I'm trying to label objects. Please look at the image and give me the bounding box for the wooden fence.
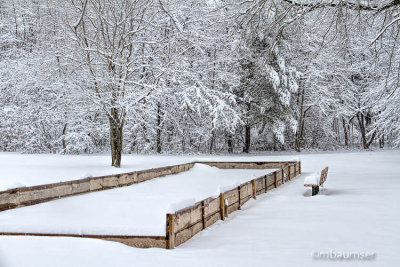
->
[0,161,301,212]
[0,160,301,249]
[0,163,195,212]
[166,161,301,249]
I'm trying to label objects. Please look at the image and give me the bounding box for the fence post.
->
[201,200,206,229]
[282,168,284,184]
[251,179,256,199]
[274,172,277,188]
[264,175,267,193]
[299,161,302,174]
[292,165,295,179]
[238,186,241,210]
[166,214,175,249]
[219,193,225,220]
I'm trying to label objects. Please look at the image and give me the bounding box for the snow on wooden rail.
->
[0,161,301,249]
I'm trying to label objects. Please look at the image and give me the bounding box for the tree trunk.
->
[243,125,251,153]
[62,123,68,153]
[295,119,304,152]
[295,85,306,152]
[209,129,215,154]
[209,118,215,154]
[379,135,385,148]
[357,112,367,149]
[109,118,123,168]
[156,102,162,153]
[227,133,233,153]
[243,102,251,154]
[335,118,341,143]
[209,47,217,154]
[356,112,376,149]
[342,117,349,146]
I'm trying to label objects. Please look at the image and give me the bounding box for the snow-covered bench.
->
[304,167,328,196]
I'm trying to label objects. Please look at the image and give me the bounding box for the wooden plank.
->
[219,193,225,220]
[201,200,206,229]
[242,182,252,196]
[174,221,203,247]
[227,202,240,214]
[190,202,203,225]
[205,212,221,228]
[238,186,241,210]
[266,174,274,187]
[292,164,295,178]
[264,175,267,192]
[174,208,191,232]
[166,214,175,249]
[204,197,220,217]
[198,161,299,170]
[255,177,265,193]
[319,167,329,185]
[251,180,256,199]
[224,188,239,206]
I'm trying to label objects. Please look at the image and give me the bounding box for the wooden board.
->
[319,167,329,185]
[224,188,239,206]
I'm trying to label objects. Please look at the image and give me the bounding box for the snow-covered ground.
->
[0,151,298,191]
[0,164,275,236]
[0,153,193,191]
[0,150,399,267]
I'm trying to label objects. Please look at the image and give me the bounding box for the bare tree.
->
[62,0,168,166]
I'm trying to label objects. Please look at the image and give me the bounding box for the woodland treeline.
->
[1,0,399,166]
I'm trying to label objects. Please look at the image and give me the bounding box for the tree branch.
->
[73,0,88,31]
[282,0,400,11]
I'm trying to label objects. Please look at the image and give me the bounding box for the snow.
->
[0,152,295,191]
[304,172,320,185]
[0,150,399,267]
[0,164,275,236]
[266,64,280,90]
[0,153,192,191]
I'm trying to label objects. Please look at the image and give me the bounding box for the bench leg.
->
[312,186,319,196]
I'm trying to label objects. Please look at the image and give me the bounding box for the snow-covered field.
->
[0,164,275,236]
[0,150,399,267]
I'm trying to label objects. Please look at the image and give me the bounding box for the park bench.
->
[304,167,328,196]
